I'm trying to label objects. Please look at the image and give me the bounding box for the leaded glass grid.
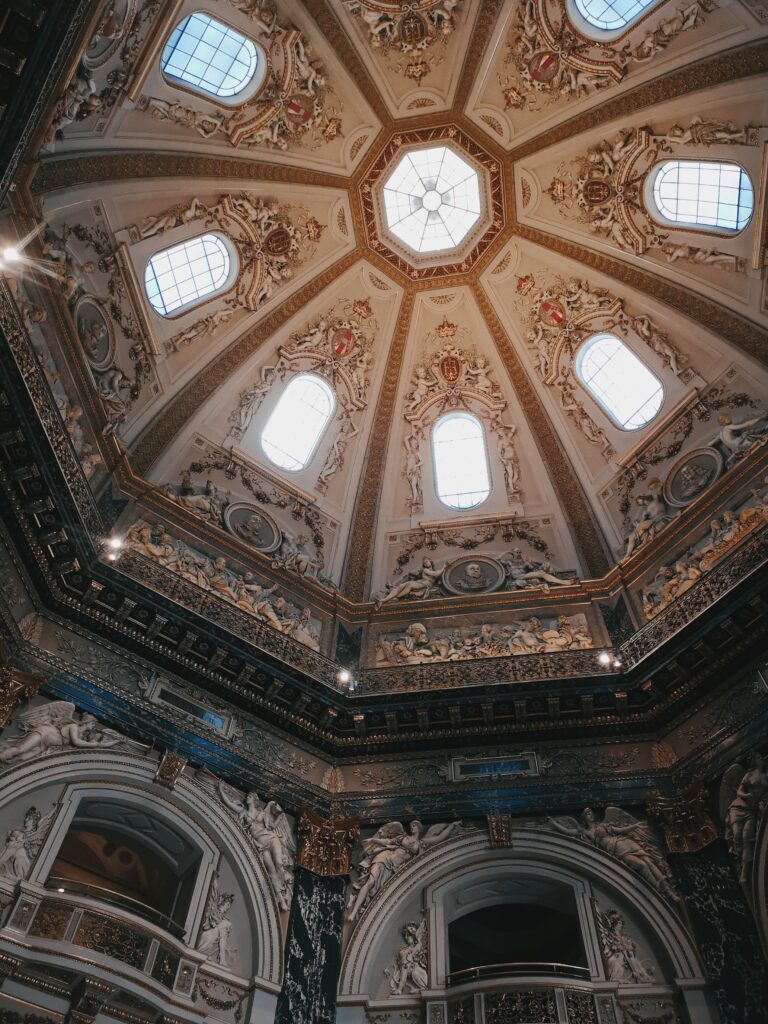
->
[144,233,232,316]
[573,0,657,31]
[382,146,481,254]
[576,334,663,430]
[652,160,753,232]
[161,13,259,99]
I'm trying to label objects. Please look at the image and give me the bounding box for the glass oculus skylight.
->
[382,146,481,254]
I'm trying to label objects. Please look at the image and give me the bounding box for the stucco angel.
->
[596,907,654,984]
[0,701,134,765]
[0,805,56,880]
[196,873,235,965]
[544,807,676,900]
[385,917,428,994]
[347,819,467,920]
[218,782,296,909]
[720,753,768,883]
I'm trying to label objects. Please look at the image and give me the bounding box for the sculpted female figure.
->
[218,784,295,909]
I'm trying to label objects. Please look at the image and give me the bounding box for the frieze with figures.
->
[500,0,718,117]
[641,480,768,620]
[375,612,592,667]
[402,318,522,515]
[137,8,343,151]
[344,0,463,85]
[547,119,757,259]
[123,522,322,650]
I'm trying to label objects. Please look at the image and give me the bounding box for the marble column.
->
[274,809,359,1024]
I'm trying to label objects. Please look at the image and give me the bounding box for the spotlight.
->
[2,246,20,263]
[613,657,623,668]
[337,668,351,685]
[108,536,123,550]
[598,652,612,665]
[57,887,65,893]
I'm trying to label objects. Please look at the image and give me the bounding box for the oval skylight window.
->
[575,334,664,430]
[432,412,491,510]
[144,233,233,316]
[161,13,264,102]
[382,146,481,254]
[260,374,335,471]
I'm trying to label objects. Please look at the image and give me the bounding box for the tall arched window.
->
[575,334,663,430]
[145,233,233,316]
[261,374,335,471]
[572,0,657,31]
[432,412,491,510]
[651,161,754,232]
[161,13,264,102]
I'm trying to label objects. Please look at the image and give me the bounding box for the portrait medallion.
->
[442,555,506,596]
[224,502,282,553]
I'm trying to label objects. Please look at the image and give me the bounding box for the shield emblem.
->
[331,327,354,357]
[264,227,292,255]
[285,94,313,124]
[400,12,427,45]
[538,300,566,327]
[529,51,559,84]
[584,179,612,205]
[439,355,461,383]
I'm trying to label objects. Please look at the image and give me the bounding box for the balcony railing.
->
[447,962,592,986]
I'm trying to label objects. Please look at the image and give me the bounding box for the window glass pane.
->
[261,374,335,471]
[382,146,481,254]
[652,161,753,231]
[145,233,231,316]
[432,412,491,510]
[161,13,259,99]
[575,334,663,429]
[573,0,657,30]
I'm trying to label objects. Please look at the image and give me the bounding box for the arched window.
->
[651,160,754,232]
[145,233,233,316]
[261,374,335,471]
[432,412,491,510]
[161,12,264,102]
[572,0,657,31]
[575,334,663,430]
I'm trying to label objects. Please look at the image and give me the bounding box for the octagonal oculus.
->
[382,146,481,255]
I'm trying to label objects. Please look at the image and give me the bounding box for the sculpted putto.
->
[347,820,470,920]
[218,781,296,910]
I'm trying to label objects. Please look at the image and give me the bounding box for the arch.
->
[649,160,754,233]
[431,411,491,510]
[144,232,235,316]
[339,830,705,999]
[569,0,659,34]
[260,373,335,471]
[161,12,266,103]
[0,750,283,987]
[574,333,664,430]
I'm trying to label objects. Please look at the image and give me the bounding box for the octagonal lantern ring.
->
[361,125,504,280]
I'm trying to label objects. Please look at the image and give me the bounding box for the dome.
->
[1,0,767,774]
